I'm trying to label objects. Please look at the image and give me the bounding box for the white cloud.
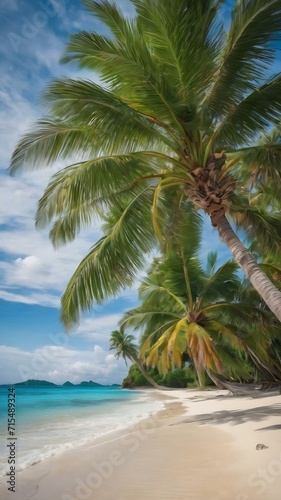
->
[0,86,39,169]
[58,6,101,33]
[0,173,48,224]
[72,311,143,348]
[0,344,128,385]
[16,254,42,270]
[74,314,124,341]
[0,14,108,310]
[0,290,60,307]
[56,0,134,33]
[0,170,102,306]
[0,228,98,289]
[0,30,101,170]
[0,233,100,303]
[32,33,65,73]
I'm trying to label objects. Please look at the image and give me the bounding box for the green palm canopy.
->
[119,242,281,386]
[9,0,281,326]
[109,329,163,388]
[109,330,139,366]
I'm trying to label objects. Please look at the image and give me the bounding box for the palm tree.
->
[9,0,281,326]
[109,330,163,389]
[120,249,281,387]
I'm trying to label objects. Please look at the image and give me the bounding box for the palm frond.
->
[187,322,223,375]
[170,201,203,257]
[82,0,132,42]
[214,74,281,148]
[259,262,281,289]
[230,200,281,259]
[138,281,186,312]
[213,346,252,381]
[120,307,182,332]
[204,0,281,117]
[109,330,138,364]
[198,259,240,307]
[35,152,164,232]
[205,301,273,326]
[142,324,174,369]
[227,129,281,189]
[9,79,177,176]
[61,187,155,328]
[64,1,185,129]
[206,250,218,275]
[132,0,223,106]
[9,120,93,174]
[41,78,176,149]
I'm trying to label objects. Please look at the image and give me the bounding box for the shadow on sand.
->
[170,388,281,428]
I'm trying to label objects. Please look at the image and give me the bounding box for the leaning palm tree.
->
[9,0,281,325]
[109,330,163,389]
[120,250,281,387]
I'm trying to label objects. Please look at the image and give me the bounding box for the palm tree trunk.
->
[247,348,279,381]
[133,359,167,390]
[211,212,281,323]
[206,368,245,394]
[205,368,230,390]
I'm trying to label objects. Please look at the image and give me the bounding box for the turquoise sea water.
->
[0,385,163,476]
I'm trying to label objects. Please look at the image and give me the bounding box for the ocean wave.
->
[0,391,165,478]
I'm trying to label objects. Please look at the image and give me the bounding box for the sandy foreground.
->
[1,388,281,500]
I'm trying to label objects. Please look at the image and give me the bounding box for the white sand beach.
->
[1,388,280,500]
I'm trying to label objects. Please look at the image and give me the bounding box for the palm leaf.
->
[66,1,184,129]
[198,259,240,307]
[132,0,223,106]
[35,152,165,233]
[205,301,273,326]
[214,74,281,148]
[138,281,186,312]
[229,201,281,259]
[187,322,223,374]
[213,346,252,381]
[204,0,281,117]
[41,78,176,149]
[9,120,93,174]
[61,187,155,328]
[120,308,182,332]
[167,318,188,367]
[227,130,281,190]
[9,79,176,176]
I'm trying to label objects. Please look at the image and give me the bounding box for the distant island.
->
[1,379,120,388]
[14,379,57,387]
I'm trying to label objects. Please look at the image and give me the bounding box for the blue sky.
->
[0,0,233,385]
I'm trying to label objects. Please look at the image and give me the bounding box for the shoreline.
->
[1,388,280,499]
[0,387,165,481]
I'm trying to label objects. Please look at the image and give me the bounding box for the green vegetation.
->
[9,0,281,326]
[119,241,281,387]
[118,215,281,389]
[122,365,197,389]
[109,330,163,388]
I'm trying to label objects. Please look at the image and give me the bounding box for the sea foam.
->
[0,387,164,477]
